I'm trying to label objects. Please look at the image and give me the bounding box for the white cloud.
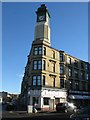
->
[16,73,24,79]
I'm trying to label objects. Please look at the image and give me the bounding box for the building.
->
[20,4,90,111]
[0,91,19,104]
[59,51,90,106]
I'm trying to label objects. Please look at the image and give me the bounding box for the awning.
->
[68,95,90,99]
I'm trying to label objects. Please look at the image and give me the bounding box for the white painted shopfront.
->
[28,88,67,111]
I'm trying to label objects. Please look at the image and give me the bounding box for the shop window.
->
[55,98,60,105]
[33,97,39,105]
[43,97,50,105]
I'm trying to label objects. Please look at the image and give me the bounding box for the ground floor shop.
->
[27,88,67,111]
[68,90,90,107]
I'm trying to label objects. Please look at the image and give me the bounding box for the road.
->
[1,111,71,120]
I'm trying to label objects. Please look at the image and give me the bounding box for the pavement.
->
[1,110,71,120]
[1,110,57,118]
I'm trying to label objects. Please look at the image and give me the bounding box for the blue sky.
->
[2,2,88,94]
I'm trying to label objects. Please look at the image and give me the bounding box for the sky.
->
[2,2,88,94]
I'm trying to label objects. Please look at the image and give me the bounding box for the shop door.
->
[49,99,54,110]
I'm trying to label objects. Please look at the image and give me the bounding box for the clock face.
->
[38,15,45,21]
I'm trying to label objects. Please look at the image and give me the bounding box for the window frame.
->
[34,47,38,55]
[60,65,64,74]
[68,68,72,77]
[38,46,42,55]
[38,60,42,70]
[43,97,50,105]
[60,53,63,62]
[32,76,37,86]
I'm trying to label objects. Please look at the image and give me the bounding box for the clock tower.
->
[34,4,50,45]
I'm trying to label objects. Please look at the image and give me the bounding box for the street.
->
[1,111,71,120]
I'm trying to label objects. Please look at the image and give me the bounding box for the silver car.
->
[56,102,77,113]
[64,102,77,113]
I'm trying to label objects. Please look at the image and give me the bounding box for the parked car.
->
[56,102,77,113]
[70,106,90,120]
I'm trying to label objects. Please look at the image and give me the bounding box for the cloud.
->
[16,73,24,79]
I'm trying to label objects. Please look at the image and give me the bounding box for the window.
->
[33,60,46,70]
[86,73,88,80]
[81,62,84,69]
[43,97,49,105]
[67,57,71,64]
[42,60,46,70]
[82,82,86,91]
[52,51,55,59]
[60,65,64,74]
[75,81,79,90]
[33,61,37,70]
[85,64,89,71]
[60,53,63,61]
[38,60,42,70]
[74,60,78,67]
[81,71,85,79]
[37,76,41,85]
[32,76,37,86]
[69,80,73,90]
[53,78,55,87]
[55,98,60,105]
[34,46,42,55]
[32,75,41,86]
[52,63,55,72]
[60,79,64,88]
[33,97,39,105]
[42,76,45,86]
[38,47,42,55]
[34,47,38,55]
[74,69,78,78]
[68,68,72,77]
[43,47,46,55]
